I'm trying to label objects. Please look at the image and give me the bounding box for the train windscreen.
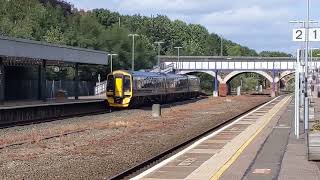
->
[107,75,114,92]
[124,76,131,93]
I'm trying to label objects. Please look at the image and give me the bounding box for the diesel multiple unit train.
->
[106,70,201,108]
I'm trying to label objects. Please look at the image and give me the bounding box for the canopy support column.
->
[74,63,79,100]
[40,60,47,102]
[0,58,5,104]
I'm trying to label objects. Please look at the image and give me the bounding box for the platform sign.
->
[293,28,306,41]
[293,28,320,41]
[309,28,320,41]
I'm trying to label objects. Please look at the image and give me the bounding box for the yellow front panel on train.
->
[115,78,123,97]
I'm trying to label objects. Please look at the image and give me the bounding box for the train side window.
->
[124,76,131,92]
[107,75,114,92]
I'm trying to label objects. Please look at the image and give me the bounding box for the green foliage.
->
[259,51,292,57]
[0,0,289,83]
[285,78,295,92]
[312,49,320,57]
[192,73,214,94]
[229,73,265,92]
[43,26,66,44]
[0,0,46,39]
[311,120,320,132]
[227,45,243,56]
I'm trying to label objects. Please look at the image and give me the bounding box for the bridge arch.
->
[178,70,223,83]
[222,71,274,84]
[280,70,295,80]
[279,71,295,89]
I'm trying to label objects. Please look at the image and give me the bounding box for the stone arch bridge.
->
[159,56,320,97]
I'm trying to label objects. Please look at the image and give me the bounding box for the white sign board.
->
[292,28,306,41]
[309,28,320,41]
[293,28,320,41]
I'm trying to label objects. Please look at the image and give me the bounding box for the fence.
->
[5,80,95,100]
[94,80,107,95]
[46,80,95,98]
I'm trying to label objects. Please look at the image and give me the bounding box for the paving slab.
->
[138,96,291,180]
[221,99,320,180]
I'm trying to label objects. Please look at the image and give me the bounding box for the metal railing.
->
[94,81,107,95]
[150,63,175,73]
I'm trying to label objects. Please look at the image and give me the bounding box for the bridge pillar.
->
[219,83,228,97]
[271,70,276,97]
[213,70,218,97]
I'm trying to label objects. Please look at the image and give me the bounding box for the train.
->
[106,70,201,108]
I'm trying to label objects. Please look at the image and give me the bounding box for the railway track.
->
[109,96,285,180]
[0,100,109,128]
[0,96,209,128]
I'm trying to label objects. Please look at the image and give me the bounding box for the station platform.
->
[133,96,320,180]
[0,97,107,126]
[0,97,105,110]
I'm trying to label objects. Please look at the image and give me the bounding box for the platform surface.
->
[221,99,320,180]
[135,95,320,180]
[132,96,293,180]
[0,97,105,110]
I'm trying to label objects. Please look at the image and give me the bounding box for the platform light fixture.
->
[174,46,182,70]
[220,34,223,57]
[155,41,164,71]
[108,53,118,72]
[128,34,139,71]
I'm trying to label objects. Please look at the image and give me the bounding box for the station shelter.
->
[0,35,108,104]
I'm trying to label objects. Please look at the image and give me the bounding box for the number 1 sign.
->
[292,28,320,41]
[309,28,320,41]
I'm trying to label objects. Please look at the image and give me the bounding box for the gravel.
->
[0,95,271,180]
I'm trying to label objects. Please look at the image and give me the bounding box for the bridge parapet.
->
[160,56,320,71]
[157,56,312,97]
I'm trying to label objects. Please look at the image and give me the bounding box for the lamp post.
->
[289,16,319,132]
[128,34,139,71]
[155,41,164,71]
[174,47,182,71]
[304,0,310,131]
[220,35,223,57]
[108,54,118,72]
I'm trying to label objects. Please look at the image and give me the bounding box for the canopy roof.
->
[0,35,108,65]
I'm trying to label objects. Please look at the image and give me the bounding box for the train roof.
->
[131,71,190,78]
[131,71,164,77]
[112,70,199,80]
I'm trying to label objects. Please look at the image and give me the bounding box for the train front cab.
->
[106,71,133,108]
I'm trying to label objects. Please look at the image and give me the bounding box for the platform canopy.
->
[0,35,108,65]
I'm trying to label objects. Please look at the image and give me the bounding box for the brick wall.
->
[219,83,228,97]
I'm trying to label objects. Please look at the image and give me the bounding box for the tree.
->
[43,26,66,44]
[259,51,292,57]
[0,0,290,85]
[0,0,45,39]
[227,45,243,56]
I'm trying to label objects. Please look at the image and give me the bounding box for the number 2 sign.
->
[293,29,306,41]
[292,28,320,41]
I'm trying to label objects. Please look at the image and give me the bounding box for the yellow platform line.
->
[210,96,292,180]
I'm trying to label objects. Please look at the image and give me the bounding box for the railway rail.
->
[109,96,284,180]
[0,100,108,128]
[0,95,210,128]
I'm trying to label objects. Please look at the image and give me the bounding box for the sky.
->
[67,0,320,54]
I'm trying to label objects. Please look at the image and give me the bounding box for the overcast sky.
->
[67,0,320,54]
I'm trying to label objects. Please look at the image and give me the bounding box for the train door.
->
[114,75,123,98]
